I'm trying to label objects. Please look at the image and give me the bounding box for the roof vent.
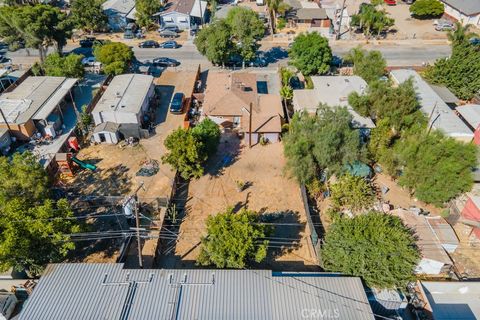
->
[121,105,126,108]
[116,92,122,97]
[110,105,115,108]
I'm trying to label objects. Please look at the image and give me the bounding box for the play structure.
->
[55,152,96,177]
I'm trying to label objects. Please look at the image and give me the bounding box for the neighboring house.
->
[102,0,136,31]
[456,104,480,145]
[91,74,155,144]
[460,193,480,241]
[419,281,480,319]
[0,69,27,94]
[442,0,480,26]
[390,69,474,142]
[285,0,331,35]
[391,209,458,276]
[154,0,207,30]
[203,72,284,144]
[0,76,78,140]
[0,128,11,154]
[0,292,17,320]
[292,76,375,130]
[19,263,375,320]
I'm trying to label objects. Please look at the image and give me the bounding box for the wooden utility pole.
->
[249,102,253,148]
[0,108,12,132]
[427,102,438,136]
[129,182,145,269]
[336,0,347,40]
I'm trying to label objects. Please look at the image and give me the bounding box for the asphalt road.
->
[6,40,452,70]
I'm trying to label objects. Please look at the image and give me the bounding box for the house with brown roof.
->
[154,0,207,30]
[202,72,284,145]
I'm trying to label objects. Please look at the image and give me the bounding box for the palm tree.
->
[266,0,288,34]
[447,22,475,45]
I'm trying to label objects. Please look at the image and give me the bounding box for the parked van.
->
[256,0,265,6]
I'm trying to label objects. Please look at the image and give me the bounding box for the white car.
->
[81,56,96,66]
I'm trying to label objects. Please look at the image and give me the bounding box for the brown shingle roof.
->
[203,72,283,133]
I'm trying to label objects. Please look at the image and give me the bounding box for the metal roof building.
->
[456,104,480,130]
[19,263,375,320]
[390,69,473,142]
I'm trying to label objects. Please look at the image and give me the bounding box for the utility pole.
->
[249,102,253,148]
[336,0,347,40]
[128,182,145,269]
[427,102,438,136]
[0,108,12,132]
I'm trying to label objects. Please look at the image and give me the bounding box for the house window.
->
[163,17,174,22]
[233,116,241,126]
[178,17,188,23]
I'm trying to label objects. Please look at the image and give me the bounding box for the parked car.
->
[226,54,243,67]
[170,92,185,113]
[159,30,179,38]
[80,37,96,48]
[330,55,343,67]
[124,30,135,39]
[152,57,180,67]
[159,25,180,33]
[0,56,11,64]
[435,21,454,31]
[384,0,396,5]
[81,56,96,66]
[470,37,480,45]
[139,40,159,48]
[249,55,267,67]
[159,41,178,49]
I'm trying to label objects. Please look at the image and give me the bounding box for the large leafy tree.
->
[70,0,108,33]
[409,0,444,18]
[330,174,375,213]
[284,105,362,184]
[197,208,270,268]
[225,7,265,63]
[344,47,386,84]
[38,53,84,78]
[396,132,477,206]
[195,20,234,66]
[350,4,394,37]
[321,212,420,289]
[288,32,332,76]
[0,153,79,276]
[135,0,162,29]
[162,119,220,179]
[93,42,134,75]
[0,5,72,61]
[424,29,480,100]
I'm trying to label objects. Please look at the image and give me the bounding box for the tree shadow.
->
[263,46,289,64]
[204,132,242,177]
[68,164,132,197]
[153,85,175,126]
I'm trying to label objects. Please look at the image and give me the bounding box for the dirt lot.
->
[164,134,318,270]
[383,2,448,40]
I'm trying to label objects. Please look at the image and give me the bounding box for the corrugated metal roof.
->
[442,0,480,15]
[456,104,480,129]
[390,70,473,140]
[92,74,153,115]
[33,78,77,120]
[19,263,375,320]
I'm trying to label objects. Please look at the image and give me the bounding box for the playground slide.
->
[71,157,97,171]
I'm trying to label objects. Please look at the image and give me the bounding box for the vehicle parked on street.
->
[139,40,160,48]
[159,41,178,49]
[80,37,96,48]
[435,21,454,31]
[470,37,480,45]
[170,92,185,113]
[152,57,180,67]
[159,26,180,33]
[384,0,396,5]
[159,30,179,38]
[81,56,96,66]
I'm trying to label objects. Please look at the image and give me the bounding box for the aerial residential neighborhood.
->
[1,0,480,319]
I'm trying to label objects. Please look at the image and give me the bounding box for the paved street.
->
[6,39,452,70]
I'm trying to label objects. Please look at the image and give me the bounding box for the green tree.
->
[162,128,207,179]
[225,7,265,63]
[0,5,73,61]
[135,0,162,29]
[321,211,420,289]
[284,106,362,184]
[424,41,480,100]
[396,132,477,205]
[94,42,134,75]
[0,153,79,275]
[78,105,93,133]
[192,118,221,157]
[447,22,476,46]
[266,0,289,33]
[41,53,84,78]
[288,32,332,76]
[409,0,444,18]
[194,20,234,66]
[344,47,386,83]
[350,4,394,37]
[70,0,108,33]
[197,208,270,268]
[330,174,375,213]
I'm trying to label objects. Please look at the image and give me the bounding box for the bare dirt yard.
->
[383,2,448,40]
[162,133,319,270]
